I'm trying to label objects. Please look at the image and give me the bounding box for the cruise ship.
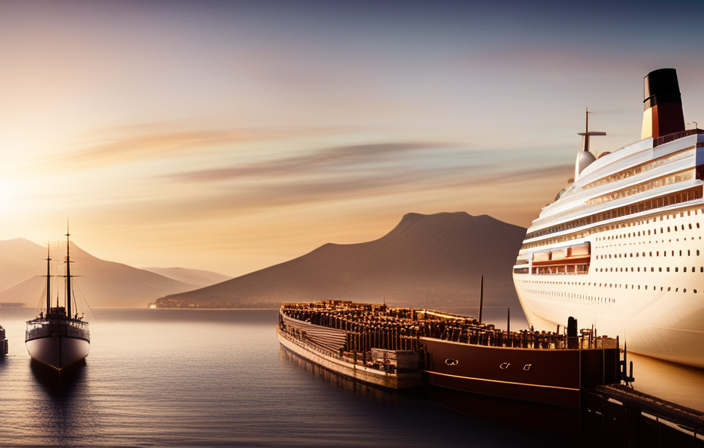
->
[513,68,704,368]
[25,230,90,370]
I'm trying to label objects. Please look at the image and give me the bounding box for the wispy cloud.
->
[168,142,450,182]
[39,124,345,171]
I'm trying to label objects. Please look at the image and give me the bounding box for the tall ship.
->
[513,68,704,368]
[25,230,90,370]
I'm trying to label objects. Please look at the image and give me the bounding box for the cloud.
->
[40,124,342,171]
[167,142,450,182]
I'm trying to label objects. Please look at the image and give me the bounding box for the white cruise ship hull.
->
[26,335,89,370]
[513,69,704,368]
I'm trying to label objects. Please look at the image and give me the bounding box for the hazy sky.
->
[2,0,703,276]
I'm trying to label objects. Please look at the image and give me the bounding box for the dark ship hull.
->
[422,336,619,409]
[0,325,7,356]
[26,320,89,370]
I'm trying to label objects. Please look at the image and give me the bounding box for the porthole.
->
[684,289,687,293]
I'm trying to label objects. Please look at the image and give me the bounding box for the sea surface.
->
[0,308,702,447]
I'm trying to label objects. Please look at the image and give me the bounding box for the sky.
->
[1,0,704,277]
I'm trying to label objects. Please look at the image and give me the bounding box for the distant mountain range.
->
[141,267,231,287]
[155,212,527,310]
[0,239,228,308]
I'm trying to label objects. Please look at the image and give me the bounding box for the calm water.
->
[0,308,702,447]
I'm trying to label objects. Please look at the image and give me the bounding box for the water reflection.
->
[28,359,100,444]
[279,346,574,446]
[30,359,87,397]
[280,346,704,448]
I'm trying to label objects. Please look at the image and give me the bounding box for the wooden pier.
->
[583,384,704,447]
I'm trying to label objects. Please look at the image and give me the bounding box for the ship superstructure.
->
[25,229,90,370]
[513,68,704,368]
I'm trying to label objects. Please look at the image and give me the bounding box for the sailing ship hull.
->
[26,335,89,370]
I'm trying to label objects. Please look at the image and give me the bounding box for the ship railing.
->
[279,325,413,374]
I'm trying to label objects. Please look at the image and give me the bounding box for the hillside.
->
[0,241,198,308]
[156,212,527,310]
[0,238,49,291]
[141,267,231,287]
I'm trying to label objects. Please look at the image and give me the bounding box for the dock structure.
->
[584,385,704,447]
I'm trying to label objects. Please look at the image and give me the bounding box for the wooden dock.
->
[583,384,704,447]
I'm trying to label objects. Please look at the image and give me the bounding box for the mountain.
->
[0,238,49,291]
[155,212,527,310]
[141,267,231,288]
[0,241,198,308]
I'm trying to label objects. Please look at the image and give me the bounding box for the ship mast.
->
[46,244,51,314]
[578,108,606,153]
[66,223,73,318]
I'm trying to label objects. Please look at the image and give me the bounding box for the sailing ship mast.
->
[45,244,51,314]
[66,224,73,319]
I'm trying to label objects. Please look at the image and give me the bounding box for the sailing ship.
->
[25,229,90,370]
[513,68,704,367]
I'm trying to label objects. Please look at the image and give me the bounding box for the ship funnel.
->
[641,68,685,140]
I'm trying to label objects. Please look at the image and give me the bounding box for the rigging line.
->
[72,281,96,321]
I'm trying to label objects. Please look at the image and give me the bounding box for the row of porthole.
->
[597,249,701,259]
[598,221,702,241]
[597,266,704,273]
[596,235,703,251]
[582,283,694,293]
[522,203,704,252]
[526,289,615,304]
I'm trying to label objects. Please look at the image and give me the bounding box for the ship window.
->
[695,289,698,293]
[650,252,652,257]
[698,223,701,229]
[680,250,683,256]
[667,267,670,272]
[688,250,691,256]
[698,250,701,256]
[668,227,671,232]
[676,288,679,292]
[682,225,685,230]
[651,267,654,272]
[684,267,686,272]
[659,268,662,272]
[668,287,671,291]
[690,224,693,229]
